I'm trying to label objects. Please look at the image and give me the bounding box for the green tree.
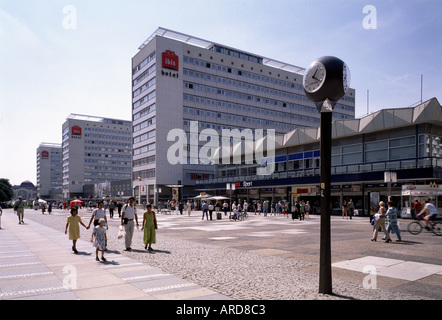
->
[0,178,14,202]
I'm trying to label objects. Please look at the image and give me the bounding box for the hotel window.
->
[133,142,156,156]
[133,51,156,75]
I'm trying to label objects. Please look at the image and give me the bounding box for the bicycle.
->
[407,217,442,236]
[229,212,239,221]
[229,211,248,221]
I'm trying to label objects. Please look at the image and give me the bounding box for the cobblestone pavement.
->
[5,208,442,300]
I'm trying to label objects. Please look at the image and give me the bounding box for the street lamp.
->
[226,183,235,216]
[303,56,351,294]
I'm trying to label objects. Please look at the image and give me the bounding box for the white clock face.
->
[343,63,351,93]
[303,61,326,93]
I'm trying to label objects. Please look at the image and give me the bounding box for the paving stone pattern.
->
[2,208,442,300]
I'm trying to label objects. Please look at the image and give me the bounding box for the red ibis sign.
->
[162,50,179,71]
[71,125,82,137]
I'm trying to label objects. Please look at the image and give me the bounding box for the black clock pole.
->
[303,56,350,295]
[319,108,333,294]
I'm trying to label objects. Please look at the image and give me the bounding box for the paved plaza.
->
[1,207,442,300]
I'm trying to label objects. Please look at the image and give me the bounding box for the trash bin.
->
[217,212,222,220]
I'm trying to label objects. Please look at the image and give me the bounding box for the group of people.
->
[65,197,157,261]
[86,199,126,219]
[197,199,317,221]
[291,200,314,220]
[371,199,438,242]
[160,199,297,219]
[159,200,196,216]
[341,199,356,219]
[371,200,401,242]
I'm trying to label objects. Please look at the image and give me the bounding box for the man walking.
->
[14,196,25,224]
[121,197,139,251]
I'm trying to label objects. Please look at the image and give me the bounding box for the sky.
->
[0,0,441,186]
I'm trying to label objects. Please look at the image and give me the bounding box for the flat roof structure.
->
[139,27,306,74]
[211,97,442,162]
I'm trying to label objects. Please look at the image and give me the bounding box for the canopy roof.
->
[214,97,442,161]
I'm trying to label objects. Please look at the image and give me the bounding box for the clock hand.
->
[312,69,318,80]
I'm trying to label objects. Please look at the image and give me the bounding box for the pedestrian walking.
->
[92,219,107,261]
[300,201,305,220]
[371,201,391,242]
[215,201,221,216]
[87,201,108,230]
[412,200,420,220]
[65,207,87,254]
[347,199,354,219]
[305,201,311,220]
[121,197,139,251]
[175,201,180,215]
[223,201,229,216]
[342,200,348,219]
[0,204,3,229]
[186,200,192,216]
[385,201,401,242]
[208,202,214,220]
[14,196,25,224]
[231,201,237,219]
[142,204,157,251]
[202,201,209,220]
[109,200,115,218]
[263,200,269,217]
[291,202,298,220]
[232,202,239,220]
[48,202,52,215]
[276,201,282,215]
[117,201,123,217]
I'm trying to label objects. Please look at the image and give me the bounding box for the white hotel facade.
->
[62,114,132,199]
[131,27,356,203]
[36,142,62,199]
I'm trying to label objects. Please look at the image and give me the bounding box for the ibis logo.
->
[71,126,82,139]
[162,50,179,71]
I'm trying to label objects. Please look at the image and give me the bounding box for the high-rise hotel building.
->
[62,114,132,199]
[36,142,62,199]
[131,27,356,203]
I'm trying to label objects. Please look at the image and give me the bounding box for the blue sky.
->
[1,0,441,186]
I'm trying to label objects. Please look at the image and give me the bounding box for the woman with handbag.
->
[371,201,391,242]
[142,204,157,251]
